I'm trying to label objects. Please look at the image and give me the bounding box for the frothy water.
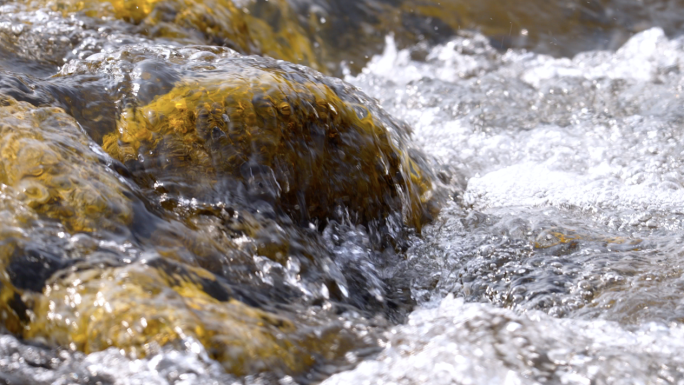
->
[320,28,684,383]
[2,1,684,382]
[324,295,684,384]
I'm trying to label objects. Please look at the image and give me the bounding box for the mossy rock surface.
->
[28,0,323,71]
[62,45,436,231]
[0,95,381,377]
[28,260,360,376]
[0,46,435,374]
[0,7,441,378]
[0,95,132,232]
[0,95,132,335]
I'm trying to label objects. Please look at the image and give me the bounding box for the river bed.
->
[326,27,684,384]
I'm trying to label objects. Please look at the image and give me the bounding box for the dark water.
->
[0,1,684,384]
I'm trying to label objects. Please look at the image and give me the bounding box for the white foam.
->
[348,28,684,228]
[337,27,684,384]
[323,296,684,385]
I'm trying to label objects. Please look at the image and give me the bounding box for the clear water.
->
[2,1,684,383]
[322,28,684,384]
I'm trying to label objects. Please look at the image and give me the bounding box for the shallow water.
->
[1,0,684,384]
[325,27,684,384]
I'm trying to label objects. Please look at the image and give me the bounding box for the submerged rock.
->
[25,0,323,71]
[0,95,132,334]
[0,41,439,378]
[0,95,132,233]
[28,260,375,377]
[70,46,436,230]
[0,95,384,377]
[74,44,440,316]
[0,2,443,380]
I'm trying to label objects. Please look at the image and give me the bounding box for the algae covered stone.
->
[0,94,398,377]
[0,95,132,232]
[59,44,439,316]
[0,95,133,333]
[0,23,440,378]
[79,46,437,231]
[29,0,323,71]
[27,260,370,376]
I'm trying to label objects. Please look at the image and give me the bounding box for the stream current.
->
[0,1,684,384]
[325,28,684,384]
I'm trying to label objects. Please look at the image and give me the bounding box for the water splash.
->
[331,27,684,383]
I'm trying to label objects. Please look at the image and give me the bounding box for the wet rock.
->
[0,2,444,380]
[0,95,135,336]
[0,96,132,232]
[74,45,439,318]
[0,65,418,377]
[26,0,323,71]
[60,45,437,232]
[29,261,341,377]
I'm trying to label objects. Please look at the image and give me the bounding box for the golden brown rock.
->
[0,95,132,336]
[0,10,441,377]
[0,95,132,232]
[98,53,435,231]
[27,262,313,376]
[0,94,383,376]
[34,0,323,71]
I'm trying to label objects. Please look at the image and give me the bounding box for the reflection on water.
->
[0,0,684,384]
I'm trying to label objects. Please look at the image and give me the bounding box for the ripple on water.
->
[335,27,684,383]
[2,0,684,382]
[323,295,684,385]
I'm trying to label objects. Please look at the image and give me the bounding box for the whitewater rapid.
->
[2,22,684,384]
[323,28,684,384]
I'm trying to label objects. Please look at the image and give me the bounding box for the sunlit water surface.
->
[1,1,684,384]
[324,28,684,384]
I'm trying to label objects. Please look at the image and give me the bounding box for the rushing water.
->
[1,0,684,384]
[324,28,684,383]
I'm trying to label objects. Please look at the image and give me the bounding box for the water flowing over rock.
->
[329,26,684,384]
[1,0,684,383]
